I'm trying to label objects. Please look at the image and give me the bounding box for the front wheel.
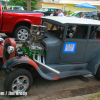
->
[4,68,33,96]
[13,26,30,41]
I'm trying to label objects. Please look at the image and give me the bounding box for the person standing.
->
[50,12,54,16]
[58,9,64,16]
[53,10,59,16]
[50,10,59,30]
[94,12,100,20]
[4,4,7,10]
[81,13,86,18]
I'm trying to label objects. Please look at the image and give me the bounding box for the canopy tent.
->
[73,2,98,9]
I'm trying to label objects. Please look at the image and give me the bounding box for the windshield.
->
[44,8,49,11]
[70,12,82,17]
[12,7,24,10]
[40,8,46,11]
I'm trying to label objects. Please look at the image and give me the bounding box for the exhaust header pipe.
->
[33,55,60,75]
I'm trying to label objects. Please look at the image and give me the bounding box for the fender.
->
[2,56,58,80]
[2,56,38,70]
[10,19,34,33]
[88,53,100,75]
[2,38,16,63]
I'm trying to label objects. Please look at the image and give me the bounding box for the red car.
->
[0,3,43,40]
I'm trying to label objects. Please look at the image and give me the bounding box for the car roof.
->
[46,7,60,9]
[74,11,91,13]
[41,16,100,25]
[11,6,22,7]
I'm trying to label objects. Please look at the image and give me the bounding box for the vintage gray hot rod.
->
[2,16,100,95]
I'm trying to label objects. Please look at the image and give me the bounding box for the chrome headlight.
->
[7,46,15,54]
[0,38,4,42]
[30,25,39,33]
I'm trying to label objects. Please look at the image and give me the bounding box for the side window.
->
[51,9,54,12]
[85,12,90,18]
[66,24,88,39]
[76,12,82,17]
[42,21,64,39]
[48,9,51,12]
[89,25,100,39]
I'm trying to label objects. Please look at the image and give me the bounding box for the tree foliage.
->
[1,1,6,5]
[8,0,38,11]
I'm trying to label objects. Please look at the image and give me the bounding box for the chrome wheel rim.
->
[12,76,29,92]
[17,29,28,40]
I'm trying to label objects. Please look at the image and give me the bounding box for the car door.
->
[59,24,89,64]
[83,25,100,63]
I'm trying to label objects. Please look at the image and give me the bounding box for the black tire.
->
[94,65,100,80]
[13,26,30,41]
[4,68,33,96]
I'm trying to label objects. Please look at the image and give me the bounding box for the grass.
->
[96,93,100,97]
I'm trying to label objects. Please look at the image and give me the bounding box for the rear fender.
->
[88,53,100,75]
[10,19,33,33]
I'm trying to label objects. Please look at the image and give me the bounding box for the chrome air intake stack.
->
[24,25,47,64]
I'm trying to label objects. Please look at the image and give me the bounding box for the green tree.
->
[1,1,6,5]
[8,0,38,11]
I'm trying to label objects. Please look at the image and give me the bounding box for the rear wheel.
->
[4,68,33,96]
[13,26,30,41]
[94,65,100,80]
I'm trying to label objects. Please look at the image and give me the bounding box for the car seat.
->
[73,26,85,39]
[90,32,97,39]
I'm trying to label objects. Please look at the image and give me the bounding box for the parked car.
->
[33,7,63,16]
[0,3,43,41]
[70,11,98,19]
[8,6,25,11]
[2,16,100,96]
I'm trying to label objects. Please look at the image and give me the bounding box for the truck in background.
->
[0,3,43,40]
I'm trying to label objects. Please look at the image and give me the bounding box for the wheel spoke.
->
[19,30,23,34]
[23,29,27,33]
[16,85,21,91]
[24,36,27,39]
[18,34,21,36]
[16,77,20,84]
[13,84,17,88]
[25,32,28,36]
[21,36,24,39]
[22,83,28,89]
[20,78,26,84]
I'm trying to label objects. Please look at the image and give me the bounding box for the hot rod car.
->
[2,16,100,95]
